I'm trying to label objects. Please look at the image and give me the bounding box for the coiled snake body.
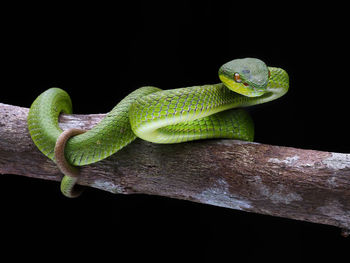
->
[27,58,289,197]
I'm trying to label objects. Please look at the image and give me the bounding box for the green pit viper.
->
[27,58,289,197]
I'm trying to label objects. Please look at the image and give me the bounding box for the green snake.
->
[27,58,289,197]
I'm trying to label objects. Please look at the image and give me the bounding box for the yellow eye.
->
[234,73,242,83]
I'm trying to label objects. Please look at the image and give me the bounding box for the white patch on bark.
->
[194,178,252,211]
[91,179,123,194]
[322,153,350,170]
[327,176,338,187]
[252,176,302,205]
[268,155,300,165]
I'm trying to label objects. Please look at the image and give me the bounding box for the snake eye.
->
[233,73,242,83]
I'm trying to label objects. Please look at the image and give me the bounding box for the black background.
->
[1,1,349,261]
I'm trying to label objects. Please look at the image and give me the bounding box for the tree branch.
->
[1,102,350,231]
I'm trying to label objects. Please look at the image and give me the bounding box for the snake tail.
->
[55,128,86,198]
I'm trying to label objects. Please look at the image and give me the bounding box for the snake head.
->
[218,58,270,97]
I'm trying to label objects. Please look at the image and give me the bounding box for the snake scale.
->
[27,58,289,197]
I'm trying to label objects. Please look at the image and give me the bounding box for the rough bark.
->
[1,102,350,232]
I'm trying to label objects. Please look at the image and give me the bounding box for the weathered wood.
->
[1,102,350,231]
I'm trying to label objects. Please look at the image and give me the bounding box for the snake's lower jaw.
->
[219,75,265,97]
